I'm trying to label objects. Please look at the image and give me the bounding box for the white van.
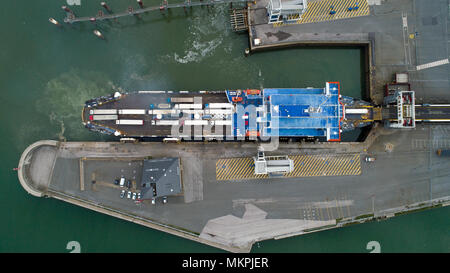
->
[119,177,125,187]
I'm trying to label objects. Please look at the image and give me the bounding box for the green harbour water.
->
[0,0,448,252]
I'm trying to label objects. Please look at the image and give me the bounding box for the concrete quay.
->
[17,123,450,252]
[247,0,450,105]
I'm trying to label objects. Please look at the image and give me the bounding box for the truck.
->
[365,156,376,162]
[169,97,194,103]
[91,115,118,121]
[118,109,146,115]
[115,120,144,125]
[89,109,117,115]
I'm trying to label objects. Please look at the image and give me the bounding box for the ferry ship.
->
[82,82,375,141]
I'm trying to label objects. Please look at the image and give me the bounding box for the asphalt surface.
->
[249,0,450,105]
[19,0,450,250]
[40,123,450,236]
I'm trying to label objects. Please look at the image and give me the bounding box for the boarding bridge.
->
[254,151,294,175]
[383,90,450,127]
[383,90,416,128]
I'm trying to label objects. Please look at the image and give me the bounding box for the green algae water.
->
[0,0,448,252]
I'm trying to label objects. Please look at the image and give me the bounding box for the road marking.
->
[367,0,381,5]
[79,158,85,191]
[309,204,315,220]
[96,181,120,189]
[345,194,352,217]
[327,198,335,219]
[275,0,370,27]
[336,199,343,218]
[416,58,449,71]
[318,206,324,220]
[216,153,361,181]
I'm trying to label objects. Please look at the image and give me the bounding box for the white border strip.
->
[416,58,449,71]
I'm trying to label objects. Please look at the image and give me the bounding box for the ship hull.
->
[83,83,374,141]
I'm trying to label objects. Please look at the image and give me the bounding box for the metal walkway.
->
[230,8,249,32]
[216,153,361,181]
[384,104,450,123]
[64,0,250,24]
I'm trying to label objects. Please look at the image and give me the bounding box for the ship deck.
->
[83,91,230,138]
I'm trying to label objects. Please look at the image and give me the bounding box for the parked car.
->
[132,192,137,200]
[127,191,132,199]
[126,180,131,189]
[120,190,125,198]
[162,196,167,204]
[120,177,125,187]
[365,156,376,162]
[114,179,120,185]
[151,198,156,205]
[137,192,141,200]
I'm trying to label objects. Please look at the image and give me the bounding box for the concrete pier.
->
[17,123,450,252]
[248,0,450,105]
[17,140,59,197]
[63,0,250,24]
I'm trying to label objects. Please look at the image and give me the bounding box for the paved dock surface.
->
[215,153,361,180]
[249,0,450,105]
[273,0,370,26]
[18,123,450,251]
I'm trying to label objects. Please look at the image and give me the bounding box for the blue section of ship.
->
[225,82,343,141]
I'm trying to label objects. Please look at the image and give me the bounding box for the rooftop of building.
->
[140,158,182,199]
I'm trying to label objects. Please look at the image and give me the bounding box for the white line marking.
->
[416,59,449,70]
[367,0,381,5]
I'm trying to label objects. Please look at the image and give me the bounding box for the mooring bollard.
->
[137,0,144,8]
[49,17,61,27]
[93,30,105,39]
[101,2,112,12]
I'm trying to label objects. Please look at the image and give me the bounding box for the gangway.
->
[383,91,450,126]
[253,151,294,175]
[230,7,248,32]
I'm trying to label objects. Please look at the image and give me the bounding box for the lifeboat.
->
[245,89,261,95]
[232,96,243,102]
